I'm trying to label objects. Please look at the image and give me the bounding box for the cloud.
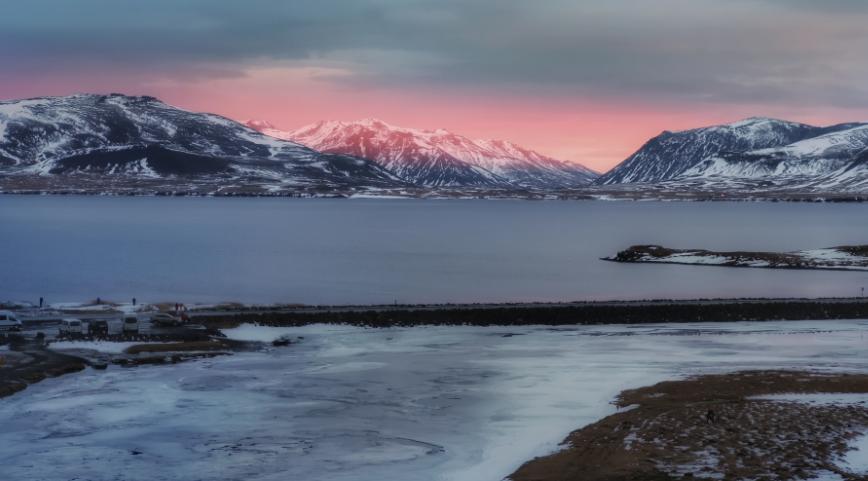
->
[3,0,868,109]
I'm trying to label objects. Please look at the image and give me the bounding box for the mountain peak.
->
[356,118,392,128]
[244,119,277,131]
[726,116,802,128]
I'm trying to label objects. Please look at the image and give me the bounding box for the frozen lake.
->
[1,196,868,304]
[2,321,868,481]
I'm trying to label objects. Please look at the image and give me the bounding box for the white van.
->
[0,311,22,331]
[58,318,84,335]
[122,316,139,333]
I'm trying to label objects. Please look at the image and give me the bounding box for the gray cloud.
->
[3,0,868,109]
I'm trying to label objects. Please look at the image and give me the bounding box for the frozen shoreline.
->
[3,320,868,480]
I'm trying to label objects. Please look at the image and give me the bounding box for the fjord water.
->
[1,196,868,305]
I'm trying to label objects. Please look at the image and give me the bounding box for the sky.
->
[3,0,868,171]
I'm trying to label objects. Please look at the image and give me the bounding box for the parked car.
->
[88,319,109,336]
[58,318,84,335]
[150,312,182,327]
[0,311,22,331]
[122,316,139,333]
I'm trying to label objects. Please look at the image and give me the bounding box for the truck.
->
[0,311,22,332]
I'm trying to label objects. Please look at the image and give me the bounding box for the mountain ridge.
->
[246,118,599,189]
[2,93,868,197]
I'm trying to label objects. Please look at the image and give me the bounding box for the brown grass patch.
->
[510,370,868,481]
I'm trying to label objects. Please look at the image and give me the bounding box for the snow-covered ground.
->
[752,392,868,477]
[222,323,305,343]
[47,340,149,354]
[841,433,868,476]
[2,320,868,481]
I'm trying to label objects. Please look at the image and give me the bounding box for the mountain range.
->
[1,93,867,197]
[246,118,599,189]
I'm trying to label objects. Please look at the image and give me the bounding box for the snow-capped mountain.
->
[0,94,404,192]
[595,117,854,185]
[677,123,868,191]
[246,118,598,189]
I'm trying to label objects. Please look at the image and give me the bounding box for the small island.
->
[605,244,868,271]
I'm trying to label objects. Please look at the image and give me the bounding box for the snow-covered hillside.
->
[0,94,404,191]
[247,118,599,189]
[595,117,857,185]
[677,123,868,191]
[595,116,868,193]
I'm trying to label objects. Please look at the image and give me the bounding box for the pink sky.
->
[5,1,868,172]
[145,68,868,172]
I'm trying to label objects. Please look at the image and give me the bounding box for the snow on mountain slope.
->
[725,123,868,163]
[247,118,598,189]
[595,117,844,185]
[0,94,403,189]
[677,123,868,192]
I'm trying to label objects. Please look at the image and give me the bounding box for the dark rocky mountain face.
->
[48,145,233,176]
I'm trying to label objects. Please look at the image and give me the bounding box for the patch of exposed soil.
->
[0,339,87,399]
[123,338,241,355]
[510,371,868,481]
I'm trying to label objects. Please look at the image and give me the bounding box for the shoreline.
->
[0,334,267,401]
[6,299,868,401]
[2,190,868,202]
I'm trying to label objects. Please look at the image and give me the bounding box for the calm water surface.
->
[1,196,867,304]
